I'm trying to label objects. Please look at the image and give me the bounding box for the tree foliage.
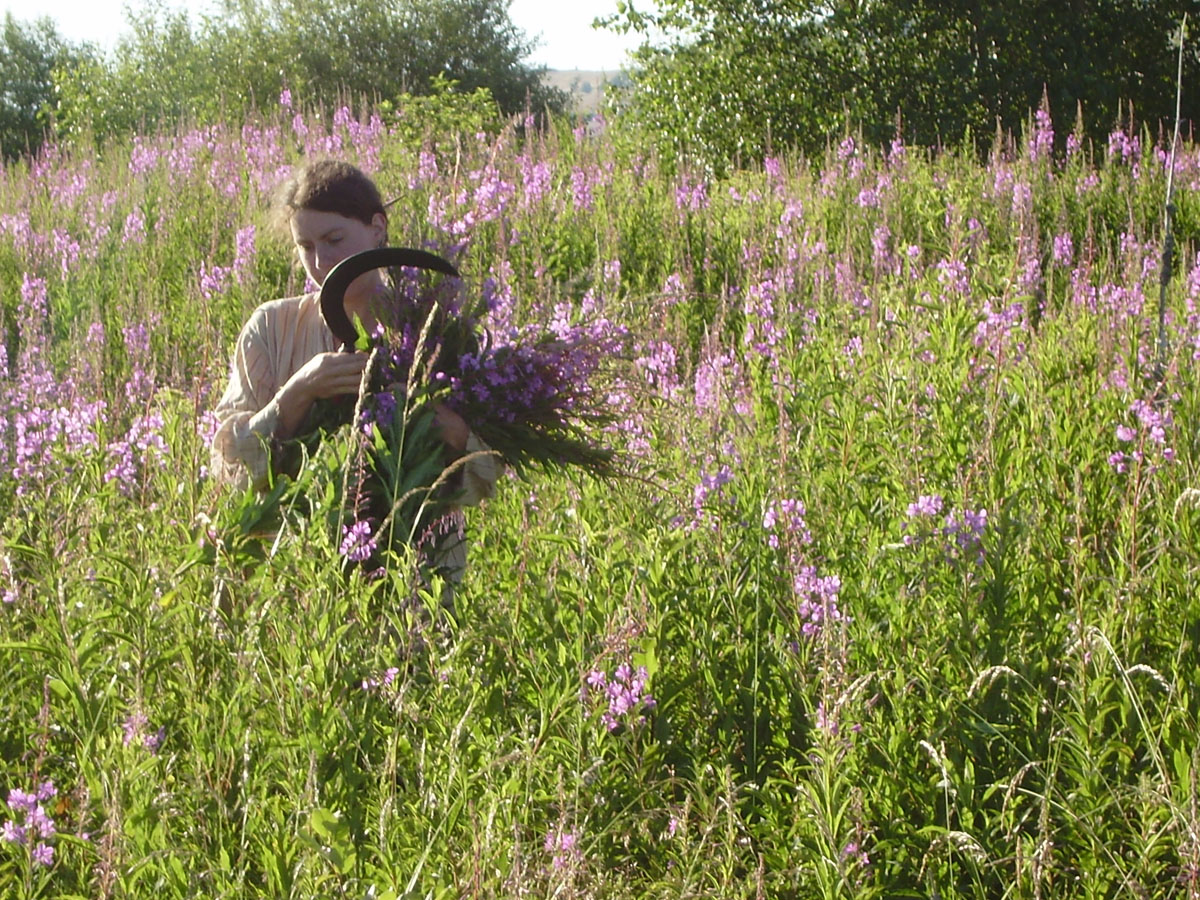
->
[0,14,84,160]
[41,0,565,150]
[606,0,1200,171]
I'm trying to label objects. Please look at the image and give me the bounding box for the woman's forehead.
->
[290,208,365,239]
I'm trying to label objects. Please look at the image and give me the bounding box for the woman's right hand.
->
[288,351,369,401]
[274,351,369,439]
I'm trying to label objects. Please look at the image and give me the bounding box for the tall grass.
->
[1,98,1199,897]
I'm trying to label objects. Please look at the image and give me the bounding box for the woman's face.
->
[290,207,386,288]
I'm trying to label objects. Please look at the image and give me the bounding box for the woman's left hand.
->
[433,403,470,455]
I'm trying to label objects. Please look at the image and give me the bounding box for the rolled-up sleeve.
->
[210,313,282,491]
[459,432,501,506]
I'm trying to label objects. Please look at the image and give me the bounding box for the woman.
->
[211,159,498,576]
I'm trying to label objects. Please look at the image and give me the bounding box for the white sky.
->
[1,0,649,71]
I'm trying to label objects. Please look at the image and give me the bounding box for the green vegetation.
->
[1,0,566,158]
[605,0,1200,171]
[1,95,1199,896]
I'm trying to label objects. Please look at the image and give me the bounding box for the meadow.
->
[1,98,1199,898]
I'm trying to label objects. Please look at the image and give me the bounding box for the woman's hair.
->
[272,159,387,235]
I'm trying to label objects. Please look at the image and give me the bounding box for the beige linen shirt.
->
[211,292,499,573]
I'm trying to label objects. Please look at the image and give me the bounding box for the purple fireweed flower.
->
[692,464,734,528]
[123,208,146,245]
[360,390,397,434]
[19,273,49,339]
[233,225,256,284]
[1108,129,1140,164]
[834,260,869,312]
[418,149,438,182]
[872,224,899,276]
[1110,397,1176,471]
[660,272,686,308]
[944,508,988,562]
[794,566,843,637]
[585,662,654,731]
[935,258,970,297]
[814,700,838,735]
[634,340,681,400]
[340,519,378,562]
[763,499,812,550]
[482,260,517,333]
[470,164,515,223]
[843,840,871,868]
[856,187,879,208]
[145,727,165,753]
[675,176,709,212]
[27,805,55,840]
[1077,171,1100,194]
[518,155,552,208]
[1053,232,1074,267]
[545,826,581,869]
[199,261,232,299]
[123,711,164,753]
[1017,241,1042,296]
[907,494,944,519]
[123,325,156,404]
[362,666,400,691]
[570,166,594,211]
[1012,179,1034,216]
[989,164,1013,203]
[279,87,292,108]
[603,259,621,291]
[905,243,922,275]
[1028,106,1054,162]
[104,413,167,493]
[3,780,59,863]
[693,348,745,415]
[973,299,1028,368]
[906,497,988,562]
[122,711,147,746]
[128,136,159,175]
[744,276,785,357]
[6,789,36,814]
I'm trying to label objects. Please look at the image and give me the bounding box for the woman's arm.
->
[211,308,367,490]
[431,405,500,506]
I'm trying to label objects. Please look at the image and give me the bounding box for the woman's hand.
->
[342,276,391,335]
[432,403,470,455]
[274,351,369,439]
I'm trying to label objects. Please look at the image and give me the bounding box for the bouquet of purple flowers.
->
[323,247,624,479]
[307,247,625,569]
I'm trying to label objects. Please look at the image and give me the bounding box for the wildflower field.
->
[2,100,1200,898]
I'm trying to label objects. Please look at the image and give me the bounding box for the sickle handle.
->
[319,247,460,350]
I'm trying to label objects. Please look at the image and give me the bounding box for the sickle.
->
[319,247,460,350]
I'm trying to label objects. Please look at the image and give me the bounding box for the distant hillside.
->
[541,69,631,114]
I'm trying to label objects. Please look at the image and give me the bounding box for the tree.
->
[0,14,88,159]
[52,0,566,145]
[605,0,1200,171]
